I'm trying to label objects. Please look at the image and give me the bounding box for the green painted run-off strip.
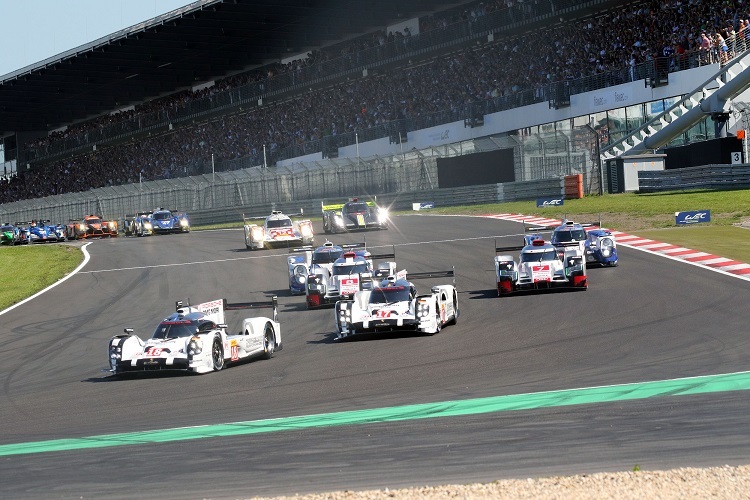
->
[3,371,749,457]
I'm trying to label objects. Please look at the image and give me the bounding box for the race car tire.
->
[447,292,458,326]
[323,218,331,234]
[211,337,225,371]
[434,302,442,334]
[262,324,276,360]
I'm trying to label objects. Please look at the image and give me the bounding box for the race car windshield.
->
[0,225,13,231]
[86,218,102,224]
[267,219,292,228]
[313,249,344,264]
[152,212,171,220]
[554,229,586,242]
[151,321,198,339]
[333,263,369,275]
[369,286,410,304]
[344,203,369,213]
[520,249,558,262]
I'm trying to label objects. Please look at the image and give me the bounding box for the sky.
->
[0,0,195,77]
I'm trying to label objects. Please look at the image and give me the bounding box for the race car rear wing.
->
[321,196,378,212]
[223,296,279,323]
[288,241,367,255]
[243,209,305,224]
[495,242,524,254]
[407,267,455,281]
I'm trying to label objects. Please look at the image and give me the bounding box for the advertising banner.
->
[536,197,564,208]
[675,210,711,225]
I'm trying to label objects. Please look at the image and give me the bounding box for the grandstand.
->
[1,0,750,217]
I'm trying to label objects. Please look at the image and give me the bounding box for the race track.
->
[1,214,748,499]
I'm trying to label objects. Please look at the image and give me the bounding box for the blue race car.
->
[150,208,190,234]
[25,220,65,243]
[526,219,618,267]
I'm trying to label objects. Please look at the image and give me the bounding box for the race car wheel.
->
[323,218,331,234]
[211,337,224,371]
[262,324,276,360]
[447,292,458,326]
[434,303,442,334]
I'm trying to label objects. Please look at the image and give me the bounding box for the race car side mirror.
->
[124,328,134,334]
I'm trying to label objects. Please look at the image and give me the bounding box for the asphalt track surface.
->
[1,214,749,499]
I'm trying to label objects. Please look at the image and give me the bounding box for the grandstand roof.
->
[0,0,450,134]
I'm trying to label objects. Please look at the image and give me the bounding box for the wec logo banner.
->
[536,197,564,208]
[675,210,711,225]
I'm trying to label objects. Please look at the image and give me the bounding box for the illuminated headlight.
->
[300,224,312,236]
[295,275,306,284]
[334,215,344,227]
[109,344,122,360]
[378,209,389,222]
[143,222,152,229]
[338,308,352,322]
[600,237,614,257]
[417,301,430,318]
[252,227,264,239]
[179,219,189,227]
[78,224,86,231]
[187,336,203,356]
[109,222,116,229]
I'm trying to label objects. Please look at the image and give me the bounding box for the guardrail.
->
[187,178,563,226]
[638,164,750,193]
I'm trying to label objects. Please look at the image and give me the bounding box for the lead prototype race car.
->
[244,209,314,250]
[494,237,587,295]
[335,268,458,339]
[526,219,618,267]
[107,297,281,375]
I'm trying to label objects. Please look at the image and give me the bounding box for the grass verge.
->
[0,245,83,311]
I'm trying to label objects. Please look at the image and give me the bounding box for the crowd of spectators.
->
[3,0,750,204]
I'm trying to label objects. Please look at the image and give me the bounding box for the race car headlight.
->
[417,301,430,318]
[78,224,86,231]
[295,274,306,284]
[180,219,189,227]
[109,222,116,229]
[144,222,152,229]
[187,336,203,356]
[600,237,614,257]
[109,344,122,359]
[334,214,344,227]
[252,227,264,239]
[338,308,352,322]
[300,223,312,237]
[378,209,389,222]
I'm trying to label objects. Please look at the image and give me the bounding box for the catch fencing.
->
[0,127,599,225]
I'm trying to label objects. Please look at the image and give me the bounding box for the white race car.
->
[494,238,587,295]
[287,241,365,295]
[244,210,313,250]
[335,269,458,339]
[107,297,281,375]
[305,246,396,308]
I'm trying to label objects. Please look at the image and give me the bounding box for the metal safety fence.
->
[0,127,599,225]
